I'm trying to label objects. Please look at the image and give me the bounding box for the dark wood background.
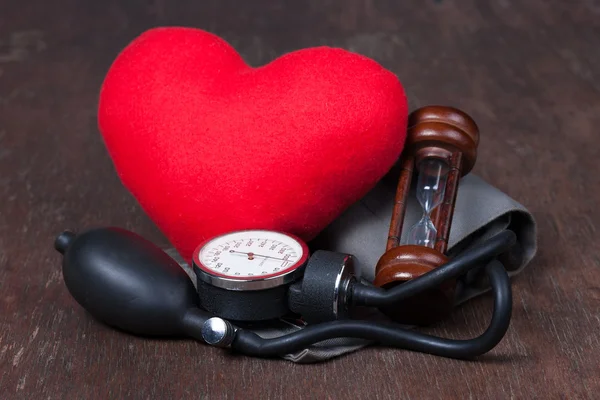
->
[1,0,599,398]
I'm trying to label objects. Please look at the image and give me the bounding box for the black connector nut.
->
[288,250,356,323]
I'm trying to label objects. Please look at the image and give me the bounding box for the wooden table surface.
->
[1,1,599,398]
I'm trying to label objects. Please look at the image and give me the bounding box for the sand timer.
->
[374,105,480,325]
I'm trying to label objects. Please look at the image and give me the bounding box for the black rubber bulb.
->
[54,227,211,339]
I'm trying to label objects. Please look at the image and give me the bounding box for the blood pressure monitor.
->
[55,225,515,359]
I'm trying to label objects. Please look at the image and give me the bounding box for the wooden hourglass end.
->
[374,245,455,325]
[406,105,480,175]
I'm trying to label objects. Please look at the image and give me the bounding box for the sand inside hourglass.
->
[405,158,450,248]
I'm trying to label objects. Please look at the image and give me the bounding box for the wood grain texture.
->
[1,0,599,398]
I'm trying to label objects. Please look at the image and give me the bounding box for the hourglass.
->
[374,105,480,325]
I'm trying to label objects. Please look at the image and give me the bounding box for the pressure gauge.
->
[192,230,310,321]
[194,230,309,290]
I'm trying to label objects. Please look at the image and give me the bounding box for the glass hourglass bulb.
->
[405,158,449,248]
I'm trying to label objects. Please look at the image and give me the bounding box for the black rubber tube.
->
[352,229,516,307]
[231,260,512,359]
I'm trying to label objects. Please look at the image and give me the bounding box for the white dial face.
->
[195,230,307,280]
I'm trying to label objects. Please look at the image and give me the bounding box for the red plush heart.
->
[98,27,408,261]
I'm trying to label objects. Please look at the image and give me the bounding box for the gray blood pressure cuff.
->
[169,169,537,363]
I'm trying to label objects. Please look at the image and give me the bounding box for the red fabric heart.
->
[98,27,408,261]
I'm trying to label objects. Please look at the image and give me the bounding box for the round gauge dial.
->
[192,230,309,290]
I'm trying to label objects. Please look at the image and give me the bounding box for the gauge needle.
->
[228,250,287,261]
